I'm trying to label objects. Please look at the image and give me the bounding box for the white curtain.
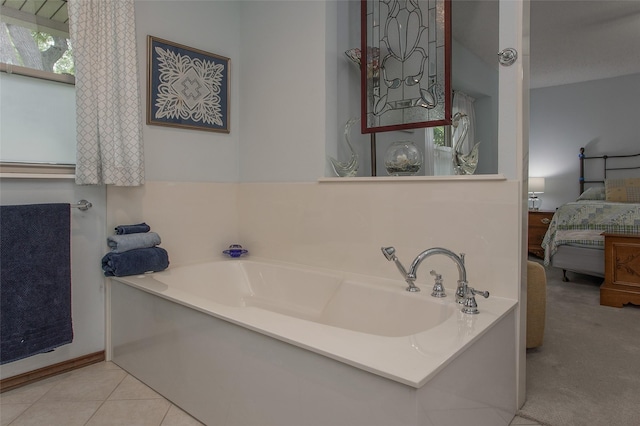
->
[452,91,476,154]
[68,0,144,186]
[423,129,435,176]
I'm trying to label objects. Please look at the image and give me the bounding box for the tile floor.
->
[510,416,542,426]
[0,362,202,426]
[1,361,541,426]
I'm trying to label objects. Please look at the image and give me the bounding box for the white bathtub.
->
[108,258,518,426]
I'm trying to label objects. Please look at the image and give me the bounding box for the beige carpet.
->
[518,261,640,426]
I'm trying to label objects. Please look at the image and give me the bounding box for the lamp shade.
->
[529,177,545,194]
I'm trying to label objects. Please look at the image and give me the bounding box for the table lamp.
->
[528,177,545,211]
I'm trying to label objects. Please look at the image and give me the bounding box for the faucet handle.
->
[429,270,446,298]
[455,280,467,303]
[469,287,490,298]
[461,286,489,314]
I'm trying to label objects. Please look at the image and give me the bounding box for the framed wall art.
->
[147,36,230,133]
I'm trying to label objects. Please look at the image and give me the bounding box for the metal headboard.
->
[579,147,640,194]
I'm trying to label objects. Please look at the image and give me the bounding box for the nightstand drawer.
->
[529,212,552,227]
[529,228,547,245]
[600,232,640,307]
[528,211,554,258]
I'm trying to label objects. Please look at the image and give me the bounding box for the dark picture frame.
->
[147,36,230,133]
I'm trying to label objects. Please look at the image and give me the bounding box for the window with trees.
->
[432,127,445,147]
[0,1,76,168]
[1,0,73,83]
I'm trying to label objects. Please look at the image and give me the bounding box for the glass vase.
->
[384,141,423,176]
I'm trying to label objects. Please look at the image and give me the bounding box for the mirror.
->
[360,0,452,133]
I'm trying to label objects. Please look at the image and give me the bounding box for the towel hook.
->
[72,200,92,211]
[498,48,518,66]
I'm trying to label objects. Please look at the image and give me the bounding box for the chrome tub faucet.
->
[406,247,468,302]
[381,246,490,313]
[381,246,467,300]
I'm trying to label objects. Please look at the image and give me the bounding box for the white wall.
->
[135,0,329,183]
[529,73,640,210]
[107,182,239,267]
[107,178,520,299]
[238,180,520,300]
[238,0,329,182]
[135,0,242,182]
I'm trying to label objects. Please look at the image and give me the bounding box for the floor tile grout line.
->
[4,369,72,425]
[3,399,32,426]
[113,366,178,424]
[4,364,185,425]
[81,371,130,426]
[158,401,173,426]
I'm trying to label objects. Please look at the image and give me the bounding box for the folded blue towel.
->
[107,232,161,253]
[114,222,151,235]
[102,247,169,277]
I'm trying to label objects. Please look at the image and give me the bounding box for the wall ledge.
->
[318,174,507,183]
[0,163,76,180]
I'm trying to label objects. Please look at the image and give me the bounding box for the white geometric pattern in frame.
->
[147,36,230,133]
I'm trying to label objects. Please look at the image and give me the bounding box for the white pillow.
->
[577,186,605,201]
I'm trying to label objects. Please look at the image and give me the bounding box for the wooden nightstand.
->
[600,232,640,307]
[528,210,554,258]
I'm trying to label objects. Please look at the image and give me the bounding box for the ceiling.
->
[1,0,68,23]
[454,0,640,89]
[1,0,68,36]
[3,0,639,89]
[530,0,640,88]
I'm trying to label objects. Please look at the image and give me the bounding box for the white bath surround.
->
[107,178,524,422]
[108,258,517,425]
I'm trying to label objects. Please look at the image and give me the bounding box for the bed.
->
[542,147,640,282]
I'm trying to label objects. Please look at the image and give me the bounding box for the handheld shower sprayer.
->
[380,247,420,292]
[381,246,396,261]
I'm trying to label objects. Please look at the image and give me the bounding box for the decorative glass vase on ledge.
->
[384,141,423,176]
[328,117,359,177]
